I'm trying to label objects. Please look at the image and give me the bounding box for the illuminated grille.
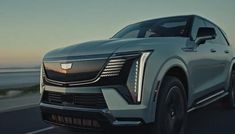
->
[43,59,106,83]
[100,59,126,77]
[50,114,101,128]
[41,112,103,130]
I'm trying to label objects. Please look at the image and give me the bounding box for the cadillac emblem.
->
[61,63,72,70]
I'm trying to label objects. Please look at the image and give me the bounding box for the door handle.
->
[224,50,229,54]
[210,49,216,53]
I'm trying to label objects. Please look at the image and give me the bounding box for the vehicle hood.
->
[44,37,187,60]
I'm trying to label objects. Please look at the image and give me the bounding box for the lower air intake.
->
[42,91,107,109]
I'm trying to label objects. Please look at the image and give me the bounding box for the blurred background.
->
[1,1,235,134]
[0,0,235,96]
[0,0,235,104]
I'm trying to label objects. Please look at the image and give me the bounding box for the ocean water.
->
[0,68,40,90]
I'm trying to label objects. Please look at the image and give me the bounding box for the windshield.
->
[112,16,191,39]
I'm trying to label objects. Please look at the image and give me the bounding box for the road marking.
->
[25,126,55,134]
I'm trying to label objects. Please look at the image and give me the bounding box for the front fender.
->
[226,58,235,91]
[148,57,189,122]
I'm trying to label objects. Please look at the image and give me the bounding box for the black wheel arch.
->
[161,66,189,102]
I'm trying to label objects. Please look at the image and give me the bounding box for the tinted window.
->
[191,17,206,40]
[204,21,228,45]
[113,17,191,39]
[120,29,140,38]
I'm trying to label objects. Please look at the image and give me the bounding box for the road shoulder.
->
[0,93,40,113]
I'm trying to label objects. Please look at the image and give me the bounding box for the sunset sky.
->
[1,0,235,68]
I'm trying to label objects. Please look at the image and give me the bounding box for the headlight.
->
[137,52,151,102]
[126,52,151,103]
[102,51,151,104]
[40,64,45,94]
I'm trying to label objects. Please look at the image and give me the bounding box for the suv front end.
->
[40,51,152,130]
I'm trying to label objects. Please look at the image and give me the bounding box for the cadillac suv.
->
[40,15,235,134]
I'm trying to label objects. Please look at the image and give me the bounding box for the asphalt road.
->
[0,102,235,134]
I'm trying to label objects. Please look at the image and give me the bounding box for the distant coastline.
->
[0,66,40,69]
[0,68,40,90]
[0,68,40,74]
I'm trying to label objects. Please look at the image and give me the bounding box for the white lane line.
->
[25,126,56,134]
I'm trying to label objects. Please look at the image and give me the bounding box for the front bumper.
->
[40,85,150,130]
[40,103,143,130]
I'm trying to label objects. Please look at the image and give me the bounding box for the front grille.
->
[43,59,106,83]
[42,55,137,88]
[42,91,107,109]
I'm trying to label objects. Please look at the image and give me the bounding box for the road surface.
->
[0,103,235,134]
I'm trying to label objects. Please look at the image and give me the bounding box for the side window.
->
[204,21,229,45]
[214,27,229,45]
[191,17,206,40]
[121,29,139,38]
[145,29,155,37]
[144,18,188,38]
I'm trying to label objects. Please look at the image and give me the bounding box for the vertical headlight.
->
[40,64,45,94]
[137,52,151,102]
[127,51,151,103]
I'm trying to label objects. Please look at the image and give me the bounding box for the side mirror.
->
[195,27,216,45]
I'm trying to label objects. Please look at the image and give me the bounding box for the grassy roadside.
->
[0,85,39,98]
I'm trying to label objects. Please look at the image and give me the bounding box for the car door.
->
[204,21,233,89]
[186,17,225,102]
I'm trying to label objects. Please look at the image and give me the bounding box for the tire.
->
[227,71,235,109]
[150,76,187,134]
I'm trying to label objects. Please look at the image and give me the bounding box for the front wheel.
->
[227,71,235,109]
[150,76,187,134]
